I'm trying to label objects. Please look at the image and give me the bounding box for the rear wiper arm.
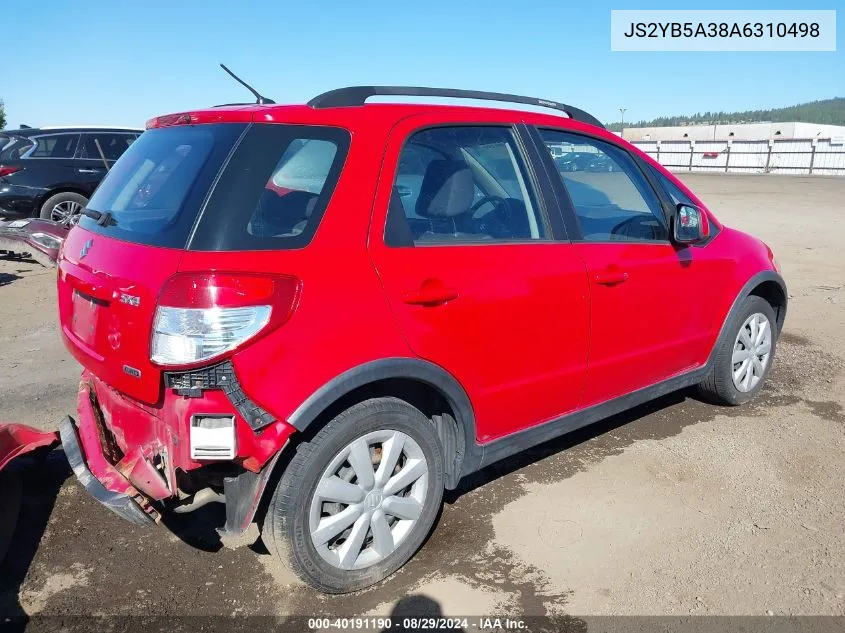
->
[81,207,115,226]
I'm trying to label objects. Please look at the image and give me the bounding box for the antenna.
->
[219,64,275,105]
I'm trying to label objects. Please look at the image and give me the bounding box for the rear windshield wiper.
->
[81,207,116,227]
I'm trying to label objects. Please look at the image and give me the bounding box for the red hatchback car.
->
[55,87,786,593]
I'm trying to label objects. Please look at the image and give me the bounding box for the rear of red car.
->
[56,111,366,531]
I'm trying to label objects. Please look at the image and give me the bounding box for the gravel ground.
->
[0,173,843,621]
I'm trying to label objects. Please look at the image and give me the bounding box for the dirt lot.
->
[0,173,843,620]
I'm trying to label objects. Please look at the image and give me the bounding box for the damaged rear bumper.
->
[61,375,294,536]
[59,416,158,527]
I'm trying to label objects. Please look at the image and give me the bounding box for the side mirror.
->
[673,203,710,244]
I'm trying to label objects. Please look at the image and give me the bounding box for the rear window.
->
[0,135,35,161]
[80,123,349,250]
[81,125,243,248]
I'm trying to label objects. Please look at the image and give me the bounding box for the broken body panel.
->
[0,218,68,267]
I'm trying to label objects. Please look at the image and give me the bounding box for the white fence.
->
[630,138,845,176]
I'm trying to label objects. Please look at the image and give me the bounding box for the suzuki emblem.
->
[79,239,93,259]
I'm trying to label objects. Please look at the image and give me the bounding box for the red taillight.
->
[158,272,297,309]
[151,272,301,368]
[0,165,21,177]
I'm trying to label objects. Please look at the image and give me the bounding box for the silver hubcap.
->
[732,313,772,392]
[51,201,82,227]
[309,430,428,571]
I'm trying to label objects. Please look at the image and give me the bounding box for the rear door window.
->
[76,133,137,161]
[26,133,79,159]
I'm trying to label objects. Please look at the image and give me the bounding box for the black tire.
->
[39,191,87,224]
[0,470,23,565]
[264,397,444,593]
[698,295,778,405]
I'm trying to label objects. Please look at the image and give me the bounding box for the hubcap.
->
[51,200,83,227]
[309,430,428,571]
[732,312,772,392]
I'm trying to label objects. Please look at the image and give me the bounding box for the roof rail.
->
[307,86,605,129]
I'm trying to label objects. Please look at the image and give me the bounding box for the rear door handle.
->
[402,280,459,306]
[77,168,100,174]
[593,269,629,285]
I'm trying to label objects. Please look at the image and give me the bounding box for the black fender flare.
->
[287,357,479,482]
[707,270,787,366]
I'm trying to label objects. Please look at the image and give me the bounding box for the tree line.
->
[607,97,845,131]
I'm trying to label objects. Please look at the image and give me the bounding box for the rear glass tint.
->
[189,124,349,251]
[80,123,350,251]
[0,135,35,161]
[80,124,247,248]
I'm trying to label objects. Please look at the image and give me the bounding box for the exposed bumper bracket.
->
[164,361,275,430]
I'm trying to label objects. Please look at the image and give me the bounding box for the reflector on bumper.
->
[190,415,236,460]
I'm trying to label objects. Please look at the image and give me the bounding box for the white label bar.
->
[611,10,836,52]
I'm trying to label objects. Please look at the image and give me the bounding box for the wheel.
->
[264,397,444,593]
[698,295,778,405]
[39,192,87,226]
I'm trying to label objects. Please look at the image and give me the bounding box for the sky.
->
[2,0,842,129]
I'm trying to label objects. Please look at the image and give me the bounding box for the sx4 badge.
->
[119,293,140,307]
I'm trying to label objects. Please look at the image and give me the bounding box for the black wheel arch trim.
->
[286,272,786,487]
[287,357,479,485]
[707,270,787,367]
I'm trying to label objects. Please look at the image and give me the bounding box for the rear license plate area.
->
[71,290,105,346]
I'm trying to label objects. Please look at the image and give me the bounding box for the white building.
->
[623,122,845,142]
